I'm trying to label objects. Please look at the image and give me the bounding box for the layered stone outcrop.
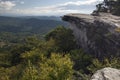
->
[62,13,120,58]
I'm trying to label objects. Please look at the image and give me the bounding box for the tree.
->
[93,0,120,16]
[45,26,76,52]
[113,0,120,15]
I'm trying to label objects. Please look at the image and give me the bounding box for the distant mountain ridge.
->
[19,16,62,21]
[0,16,62,21]
[0,16,67,34]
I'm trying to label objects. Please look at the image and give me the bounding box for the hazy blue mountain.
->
[0,16,67,34]
[18,16,62,21]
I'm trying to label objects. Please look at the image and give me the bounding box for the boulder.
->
[91,67,120,80]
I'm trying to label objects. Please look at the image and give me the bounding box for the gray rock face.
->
[62,13,120,58]
[91,67,120,80]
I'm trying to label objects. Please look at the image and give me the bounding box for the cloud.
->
[33,0,103,12]
[14,5,77,15]
[14,5,93,16]
[0,0,104,16]
[19,0,102,15]
[33,0,103,11]
[59,0,103,6]
[0,1,16,10]
[20,1,24,4]
[14,8,83,16]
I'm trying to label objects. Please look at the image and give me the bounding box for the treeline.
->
[0,26,120,80]
[93,0,120,16]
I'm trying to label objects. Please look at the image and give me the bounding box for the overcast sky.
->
[0,0,103,16]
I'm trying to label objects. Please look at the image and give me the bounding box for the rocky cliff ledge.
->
[62,13,120,58]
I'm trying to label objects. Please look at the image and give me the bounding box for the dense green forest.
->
[0,26,120,80]
[0,0,120,80]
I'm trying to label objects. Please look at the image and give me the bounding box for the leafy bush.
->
[21,61,39,80]
[0,67,10,80]
[87,57,120,74]
[39,53,73,80]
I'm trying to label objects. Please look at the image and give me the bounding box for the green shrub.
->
[87,57,120,74]
[39,53,73,80]
[0,67,10,80]
[21,61,39,80]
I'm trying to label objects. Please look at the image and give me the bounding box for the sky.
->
[0,0,103,16]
